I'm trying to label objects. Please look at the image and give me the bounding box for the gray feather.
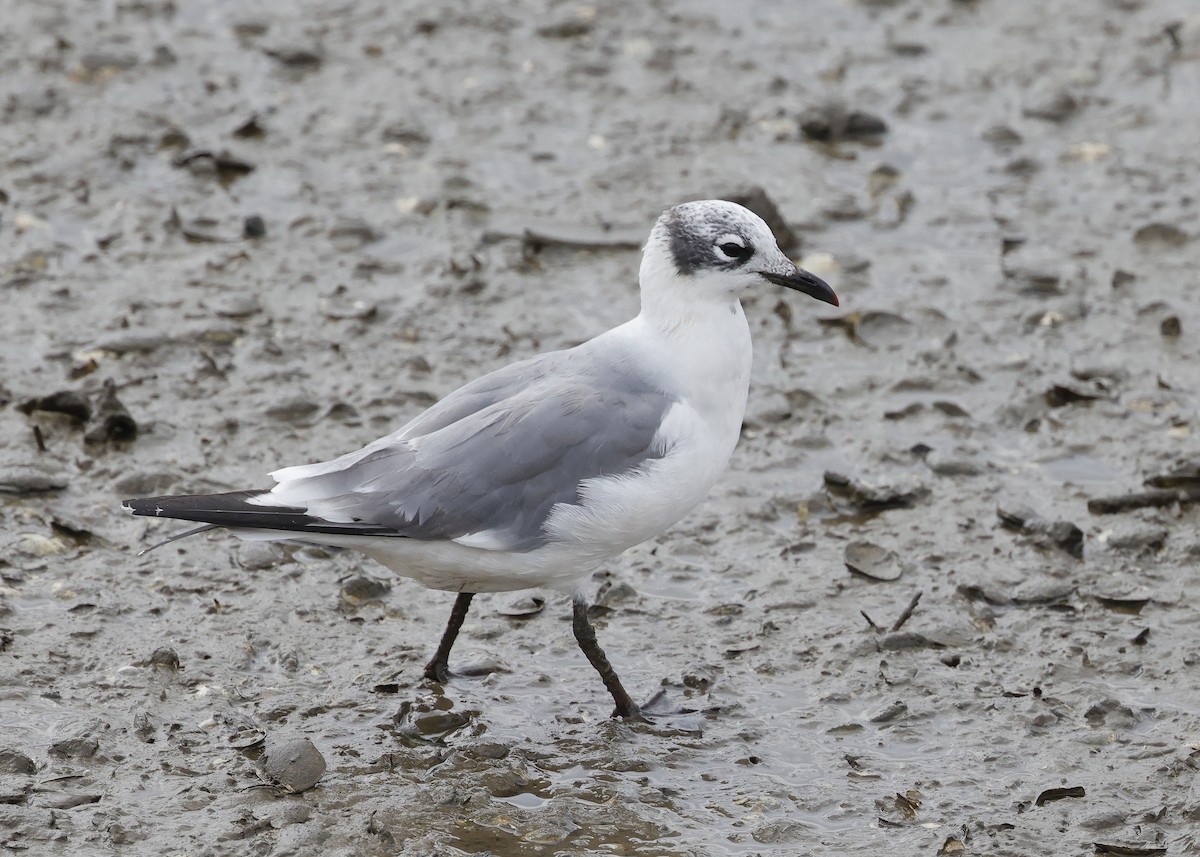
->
[276,349,675,551]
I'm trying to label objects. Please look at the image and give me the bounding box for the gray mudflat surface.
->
[2,0,1199,853]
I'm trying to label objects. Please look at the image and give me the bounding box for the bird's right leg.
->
[572,598,641,719]
[423,592,475,682]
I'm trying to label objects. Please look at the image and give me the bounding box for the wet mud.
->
[2,0,1199,853]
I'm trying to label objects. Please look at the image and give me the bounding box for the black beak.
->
[761,268,839,307]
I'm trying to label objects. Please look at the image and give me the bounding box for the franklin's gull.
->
[124,199,839,718]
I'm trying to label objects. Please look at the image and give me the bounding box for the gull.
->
[123,200,838,718]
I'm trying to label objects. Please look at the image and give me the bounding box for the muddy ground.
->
[3,0,1200,854]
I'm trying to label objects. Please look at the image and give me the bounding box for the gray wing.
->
[265,350,675,552]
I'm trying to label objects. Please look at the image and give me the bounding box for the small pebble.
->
[149,647,180,670]
[0,748,37,774]
[48,737,99,759]
[261,735,326,793]
[243,214,266,239]
[0,464,68,495]
[340,573,392,602]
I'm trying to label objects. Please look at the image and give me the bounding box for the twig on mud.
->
[891,591,924,632]
[860,610,881,632]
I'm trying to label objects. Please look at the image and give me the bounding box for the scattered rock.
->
[114,471,178,496]
[0,777,30,806]
[1035,785,1086,805]
[879,631,943,651]
[818,310,912,348]
[1088,488,1200,515]
[867,700,908,723]
[242,215,266,239]
[1003,245,1066,295]
[340,574,391,603]
[844,541,905,581]
[171,150,256,185]
[320,297,378,320]
[265,398,321,422]
[79,51,139,73]
[1095,521,1167,553]
[39,790,103,810]
[824,470,928,511]
[1146,463,1200,489]
[752,820,810,844]
[1112,269,1136,288]
[213,293,261,318]
[326,402,359,421]
[536,17,592,38]
[72,51,138,81]
[997,503,1084,559]
[328,218,380,252]
[1092,589,1152,615]
[15,532,69,558]
[1022,87,1079,122]
[260,735,326,793]
[931,401,971,418]
[462,739,511,760]
[148,647,181,670]
[1161,315,1181,337]
[381,121,431,152]
[822,193,866,222]
[1092,843,1167,856]
[925,451,985,477]
[0,749,36,775]
[1133,222,1189,248]
[682,663,718,690]
[0,463,68,495]
[1044,380,1107,408]
[263,44,324,68]
[1078,810,1127,831]
[595,580,637,608]
[454,655,508,677]
[1012,580,1075,606]
[497,595,546,618]
[17,391,91,423]
[982,124,1023,149]
[134,711,156,743]
[799,104,888,142]
[235,542,281,571]
[232,113,267,138]
[89,332,171,355]
[394,700,476,742]
[48,737,99,759]
[84,379,138,444]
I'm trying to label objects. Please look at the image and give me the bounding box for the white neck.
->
[631,251,753,452]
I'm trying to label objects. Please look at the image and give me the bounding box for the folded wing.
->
[126,351,675,553]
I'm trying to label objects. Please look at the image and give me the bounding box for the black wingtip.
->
[123,490,401,537]
[124,490,299,526]
[124,490,269,517]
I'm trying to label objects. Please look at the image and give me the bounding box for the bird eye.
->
[718,240,751,260]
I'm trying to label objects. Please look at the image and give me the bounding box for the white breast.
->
[543,303,753,562]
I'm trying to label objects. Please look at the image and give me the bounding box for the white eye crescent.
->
[715,233,751,261]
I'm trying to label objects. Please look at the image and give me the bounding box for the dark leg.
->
[572,598,640,719]
[423,592,475,682]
